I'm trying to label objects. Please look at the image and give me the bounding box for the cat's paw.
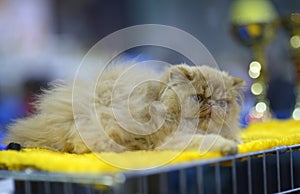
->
[199,134,238,156]
[220,140,238,156]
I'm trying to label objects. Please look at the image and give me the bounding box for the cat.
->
[3,63,244,155]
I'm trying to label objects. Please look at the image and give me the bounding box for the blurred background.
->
[0,0,300,138]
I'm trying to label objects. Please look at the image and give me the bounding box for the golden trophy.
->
[230,0,279,123]
[282,13,300,120]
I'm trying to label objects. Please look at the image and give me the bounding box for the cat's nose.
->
[206,100,214,106]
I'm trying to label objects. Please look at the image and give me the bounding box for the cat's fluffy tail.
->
[3,81,89,153]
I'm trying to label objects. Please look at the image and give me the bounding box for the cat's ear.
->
[169,65,194,83]
[232,77,245,90]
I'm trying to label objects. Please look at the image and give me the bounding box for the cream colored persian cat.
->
[4,64,244,155]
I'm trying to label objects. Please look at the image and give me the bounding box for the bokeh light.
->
[290,35,300,49]
[251,82,264,95]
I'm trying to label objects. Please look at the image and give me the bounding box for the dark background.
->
[0,0,299,134]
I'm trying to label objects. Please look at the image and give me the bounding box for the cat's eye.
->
[192,94,203,102]
[217,99,227,108]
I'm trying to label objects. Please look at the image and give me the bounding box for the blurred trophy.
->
[282,13,300,120]
[230,0,279,122]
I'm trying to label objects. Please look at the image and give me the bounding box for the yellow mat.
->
[1,119,300,174]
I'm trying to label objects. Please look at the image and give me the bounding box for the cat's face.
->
[160,65,244,136]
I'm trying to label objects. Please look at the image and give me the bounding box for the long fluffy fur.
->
[4,64,245,155]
